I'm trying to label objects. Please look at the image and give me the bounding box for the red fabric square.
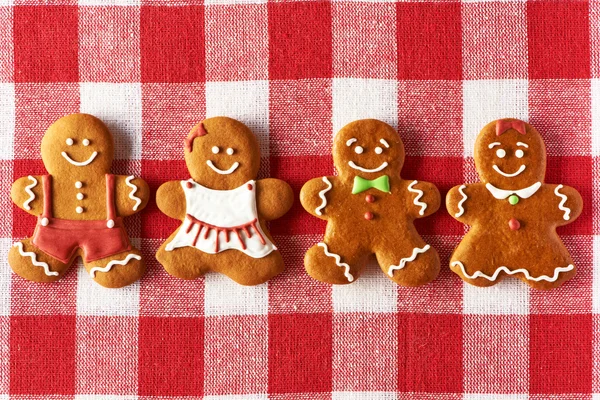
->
[268,1,332,80]
[204,315,268,395]
[332,2,396,79]
[403,156,465,236]
[141,159,189,239]
[269,155,332,236]
[205,4,268,81]
[13,6,78,82]
[397,3,462,80]
[140,6,205,83]
[268,313,332,393]
[79,6,141,82]
[0,7,13,82]
[75,316,138,395]
[528,1,590,79]
[269,79,333,157]
[10,268,78,316]
[530,314,592,393]
[398,313,463,393]
[10,315,76,394]
[138,316,204,396]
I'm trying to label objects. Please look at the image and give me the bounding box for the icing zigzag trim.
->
[318,242,354,282]
[13,242,58,276]
[388,244,430,277]
[455,185,467,217]
[125,175,142,211]
[554,184,570,221]
[90,253,141,278]
[315,177,332,216]
[407,180,427,216]
[23,176,38,211]
[451,261,574,283]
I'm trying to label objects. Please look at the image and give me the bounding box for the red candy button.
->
[365,194,375,203]
[509,218,520,230]
[247,183,253,190]
[186,182,193,188]
[364,212,374,220]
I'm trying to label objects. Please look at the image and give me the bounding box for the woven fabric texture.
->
[0,0,599,398]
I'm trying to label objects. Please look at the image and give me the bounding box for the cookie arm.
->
[255,178,294,221]
[156,181,186,220]
[11,175,44,216]
[114,175,150,217]
[550,184,583,226]
[446,184,476,224]
[300,176,336,220]
[405,180,440,218]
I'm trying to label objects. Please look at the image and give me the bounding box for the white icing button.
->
[41,217,49,226]
[107,219,115,229]
[66,138,74,146]
[76,206,84,214]
[75,181,83,189]
[76,193,84,200]
[212,146,219,154]
[226,148,234,155]
[83,139,90,146]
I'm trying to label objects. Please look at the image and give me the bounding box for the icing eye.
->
[354,146,364,154]
[66,138,74,146]
[226,148,234,155]
[375,147,383,154]
[82,139,90,146]
[496,149,506,158]
[515,149,524,158]
[212,146,220,154]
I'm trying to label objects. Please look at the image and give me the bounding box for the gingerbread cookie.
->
[155,117,293,286]
[446,119,583,290]
[300,119,441,286]
[9,114,150,288]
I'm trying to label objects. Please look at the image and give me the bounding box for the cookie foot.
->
[8,239,69,283]
[85,248,145,288]
[304,242,366,285]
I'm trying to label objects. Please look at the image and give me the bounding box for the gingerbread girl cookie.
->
[300,119,441,286]
[155,117,293,286]
[9,114,149,288]
[446,119,583,290]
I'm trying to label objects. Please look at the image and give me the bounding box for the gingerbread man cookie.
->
[9,114,150,288]
[446,119,583,290]
[155,117,293,286]
[300,119,441,286]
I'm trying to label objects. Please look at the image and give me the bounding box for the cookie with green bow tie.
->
[299,119,441,286]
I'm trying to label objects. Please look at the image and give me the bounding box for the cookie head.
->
[474,119,546,188]
[333,119,404,179]
[184,117,260,190]
[41,113,114,175]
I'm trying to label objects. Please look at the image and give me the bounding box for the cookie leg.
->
[156,231,212,280]
[304,240,368,284]
[8,238,71,282]
[449,235,505,287]
[84,247,145,288]
[376,238,440,287]
[211,250,285,286]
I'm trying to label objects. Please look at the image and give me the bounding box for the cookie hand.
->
[405,180,440,218]
[256,178,294,221]
[300,176,336,220]
[114,175,150,217]
[156,181,187,220]
[11,175,44,216]
[446,184,476,224]
[550,184,583,226]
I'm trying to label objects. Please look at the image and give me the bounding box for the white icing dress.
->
[165,179,276,258]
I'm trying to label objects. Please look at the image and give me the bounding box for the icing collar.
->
[485,181,542,200]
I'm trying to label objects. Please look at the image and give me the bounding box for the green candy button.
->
[508,195,519,205]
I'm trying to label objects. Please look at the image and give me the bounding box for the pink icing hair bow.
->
[496,119,526,136]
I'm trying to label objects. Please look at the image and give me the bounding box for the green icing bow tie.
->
[352,175,390,194]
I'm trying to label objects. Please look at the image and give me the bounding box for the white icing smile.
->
[348,161,388,173]
[206,160,240,175]
[61,151,98,167]
[492,164,526,177]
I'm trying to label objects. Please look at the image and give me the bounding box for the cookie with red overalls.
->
[300,119,441,286]
[9,114,150,288]
[155,117,293,286]
[446,119,583,290]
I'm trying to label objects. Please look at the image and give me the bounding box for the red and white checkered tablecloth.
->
[0,0,598,398]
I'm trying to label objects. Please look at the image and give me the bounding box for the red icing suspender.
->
[106,174,116,221]
[185,214,266,253]
[42,175,52,219]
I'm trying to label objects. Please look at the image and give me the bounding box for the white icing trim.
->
[348,161,388,173]
[407,180,427,216]
[125,175,142,211]
[485,181,541,200]
[455,185,467,218]
[13,242,58,276]
[388,244,430,277]
[315,177,332,216]
[554,184,571,221]
[451,261,574,283]
[492,164,526,177]
[379,138,390,148]
[41,217,49,226]
[488,142,501,149]
[206,160,239,175]
[23,175,37,210]
[346,138,357,146]
[516,142,529,148]
[61,151,98,167]
[89,253,141,278]
[318,242,354,282]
